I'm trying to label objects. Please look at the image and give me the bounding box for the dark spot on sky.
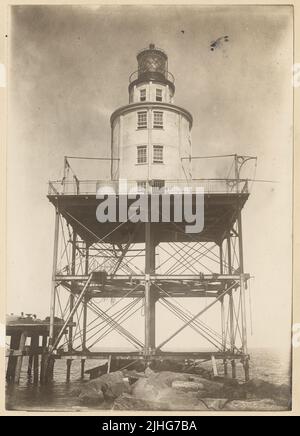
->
[181,30,185,34]
[210,35,230,51]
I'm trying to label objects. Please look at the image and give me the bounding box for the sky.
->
[7,4,293,350]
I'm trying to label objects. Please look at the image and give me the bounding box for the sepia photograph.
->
[4,3,295,414]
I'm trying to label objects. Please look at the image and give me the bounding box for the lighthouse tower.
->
[110,44,193,187]
[45,43,253,384]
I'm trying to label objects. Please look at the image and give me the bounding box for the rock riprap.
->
[74,368,291,412]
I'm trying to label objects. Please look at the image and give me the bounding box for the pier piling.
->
[6,332,20,383]
[14,331,27,383]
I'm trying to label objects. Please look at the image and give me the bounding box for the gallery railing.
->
[48,178,249,196]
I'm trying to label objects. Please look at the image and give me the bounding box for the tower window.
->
[153,111,163,129]
[137,145,147,164]
[137,111,147,129]
[153,145,164,163]
[140,89,146,102]
[156,89,163,102]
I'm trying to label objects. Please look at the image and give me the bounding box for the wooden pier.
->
[6,319,75,384]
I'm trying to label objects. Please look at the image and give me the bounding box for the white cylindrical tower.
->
[110,44,193,189]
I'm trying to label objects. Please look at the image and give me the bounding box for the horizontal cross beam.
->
[55,273,250,282]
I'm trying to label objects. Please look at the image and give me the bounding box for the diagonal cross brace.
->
[88,301,143,349]
[156,280,238,351]
[52,273,93,351]
[160,298,223,351]
[154,280,230,351]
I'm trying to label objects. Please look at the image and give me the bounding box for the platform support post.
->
[68,230,77,352]
[80,359,86,379]
[220,242,228,377]
[82,242,89,351]
[227,234,236,379]
[40,334,48,384]
[46,207,60,384]
[66,359,72,382]
[231,360,237,379]
[107,355,112,374]
[211,355,219,377]
[65,228,77,382]
[221,297,226,348]
[144,221,156,356]
[240,275,248,355]
[221,297,228,377]
[237,208,250,382]
[49,207,60,349]
[224,360,228,377]
[244,358,250,382]
[45,356,55,384]
[30,334,39,384]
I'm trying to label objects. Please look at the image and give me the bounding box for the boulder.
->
[145,386,209,411]
[224,399,287,412]
[79,389,105,405]
[157,389,210,411]
[196,379,225,397]
[77,371,130,404]
[130,371,227,411]
[124,370,147,385]
[113,393,168,411]
[104,381,131,401]
[131,371,225,402]
[113,388,208,411]
[114,390,210,412]
[149,371,223,390]
[131,371,196,401]
[131,377,163,402]
[171,380,205,392]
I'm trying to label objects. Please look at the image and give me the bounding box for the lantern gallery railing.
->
[48,178,249,196]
